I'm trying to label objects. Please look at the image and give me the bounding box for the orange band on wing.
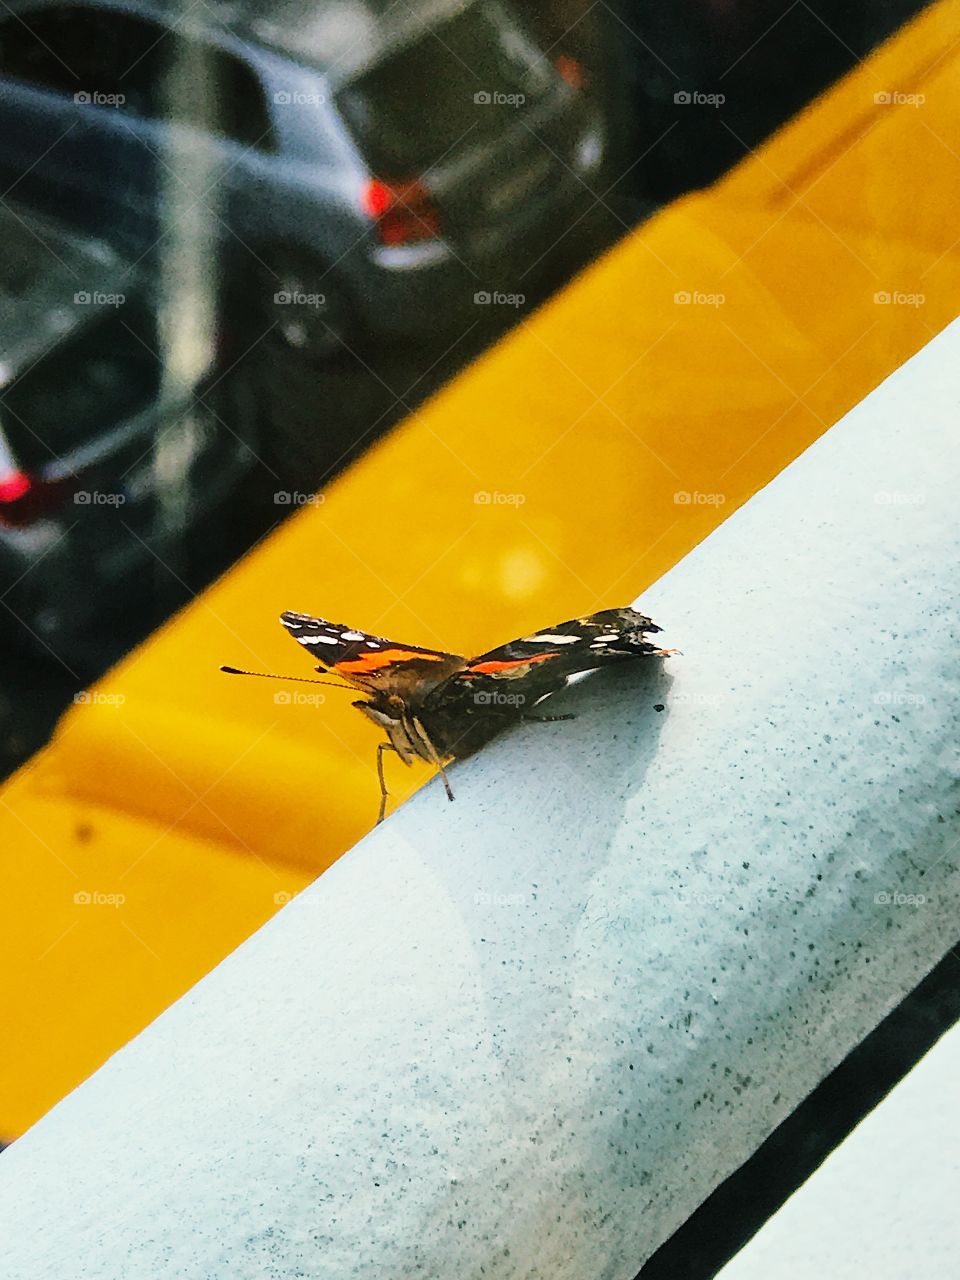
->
[466,653,559,675]
[335,648,446,674]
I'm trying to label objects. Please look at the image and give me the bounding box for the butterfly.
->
[223,607,669,822]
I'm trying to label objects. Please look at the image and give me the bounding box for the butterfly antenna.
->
[220,665,355,692]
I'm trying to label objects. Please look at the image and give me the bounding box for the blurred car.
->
[0,204,258,669]
[0,0,605,360]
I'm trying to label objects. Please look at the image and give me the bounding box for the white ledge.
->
[2,322,959,1278]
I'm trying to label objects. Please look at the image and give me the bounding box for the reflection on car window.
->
[0,7,158,114]
[336,5,556,175]
[156,39,275,150]
[0,305,160,468]
[0,5,273,148]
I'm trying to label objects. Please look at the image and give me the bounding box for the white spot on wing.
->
[522,633,581,644]
[340,631,366,641]
[301,634,339,646]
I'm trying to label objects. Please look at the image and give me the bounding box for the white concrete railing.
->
[1,321,958,1279]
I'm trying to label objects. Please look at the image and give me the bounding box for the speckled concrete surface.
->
[716,1017,960,1279]
[1,322,958,1279]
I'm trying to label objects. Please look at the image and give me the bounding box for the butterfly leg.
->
[412,717,455,804]
[434,758,455,803]
[376,742,400,824]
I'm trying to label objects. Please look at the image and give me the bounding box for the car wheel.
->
[264,251,353,363]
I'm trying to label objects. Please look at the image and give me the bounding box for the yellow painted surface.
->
[2,0,959,1136]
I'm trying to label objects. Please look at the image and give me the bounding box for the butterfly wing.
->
[280,611,465,701]
[462,606,664,698]
[420,607,666,756]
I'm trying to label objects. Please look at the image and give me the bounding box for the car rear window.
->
[336,4,555,175]
[0,306,160,470]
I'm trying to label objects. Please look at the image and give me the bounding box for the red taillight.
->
[0,470,71,528]
[0,470,31,504]
[361,178,440,246]
[555,54,586,90]
[361,179,393,219]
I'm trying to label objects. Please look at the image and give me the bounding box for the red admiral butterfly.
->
[223,607,669,823]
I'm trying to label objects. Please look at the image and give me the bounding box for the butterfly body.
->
[276,607,669,819]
